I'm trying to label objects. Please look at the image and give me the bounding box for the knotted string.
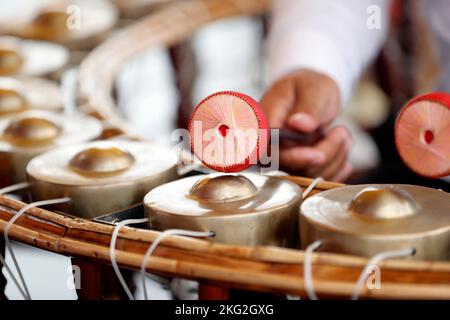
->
[109,218,149,300]
[140,229,214,300]
[4,197,71,300]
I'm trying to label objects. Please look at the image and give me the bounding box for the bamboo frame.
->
[0,180,449,300]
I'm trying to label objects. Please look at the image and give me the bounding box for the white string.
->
[177,163,200,176]
[141,229,214,300]
[0,182,30,195]
[303,240,322,300]
[303,177,324,198]
[0,182,32,299]
[0,242,28,300]
[109,218,149,300]
[297,178,324,300]
[351,247,415,300]
[4,197,71,300]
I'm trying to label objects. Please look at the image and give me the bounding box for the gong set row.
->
[0,0,154,121]
[0,90,449,266]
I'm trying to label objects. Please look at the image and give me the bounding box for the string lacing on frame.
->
[0,182,32,300]
[351,247,415,300]
[303,240,322,300]
[302,177,324,198]
[3,196,71,300]
[109,218,150,300]
[0,182,30,196]
[301,177,326,300]
[140,229,214,300]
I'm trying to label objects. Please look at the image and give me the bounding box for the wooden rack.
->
[0,176,449,299]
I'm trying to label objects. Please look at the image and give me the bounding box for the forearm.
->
[266,0,390,104]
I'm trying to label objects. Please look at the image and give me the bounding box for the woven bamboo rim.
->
[1,188,450,299]
[77,0,272,134]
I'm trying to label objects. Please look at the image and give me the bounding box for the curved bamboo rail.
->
[1,193,450,299]
[77,0,272,133]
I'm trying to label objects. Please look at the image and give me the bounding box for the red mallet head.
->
[395,92,450,178]
[188,91,269,173]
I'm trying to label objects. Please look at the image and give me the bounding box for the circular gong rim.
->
[301,184,450,238]
[4,0,119,47]
[144,173,303,218]
[27,140,179,186]
[3,115,62,147]
[0,36,69,77]
[145,173,302,247]
[0,76,62,113]
[0,110,102,152]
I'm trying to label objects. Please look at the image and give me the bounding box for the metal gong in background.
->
[300,184,450,261]
[0,36,68,77]
[145,173,303,247]
[2,0,118,50]
[27,140,179,218]
[0,110,101,183]
[0,76,62,116]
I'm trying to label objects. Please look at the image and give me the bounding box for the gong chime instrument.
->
[0,0,448,300]
[0,36,68,77]
[300,184,450,261]
[27,140,179,218]
[145,173,302,246]
[2,0,118,50]
[299,92,450,262]
[0,110,101,183]
[146,90,300,247]
[0,76,62,116]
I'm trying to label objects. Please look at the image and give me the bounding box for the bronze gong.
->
[0,76,62,116]
[300,184,450,261]
[7,0,119,50]
[27,140,179,218]
[0,36,68,77]
[0,110,102,183]
[145,173,303,247]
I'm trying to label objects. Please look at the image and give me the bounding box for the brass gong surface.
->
[188,174,257,202]
[0,38,23,75]
[3,0,118,48]
[0,36,68,77]
[0,77,62,114]
[0,110,102,152]
[27,140,179,218]
[27,140,178,186]
[0,110,101,183]
[0,86,28,116]
[145,173,302,246]
[68,145,136,176]
[146,173,301,217]
[3,116,61,147]
[300,184,450,260]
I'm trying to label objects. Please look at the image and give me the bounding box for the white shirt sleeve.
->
[266,0,390,104]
